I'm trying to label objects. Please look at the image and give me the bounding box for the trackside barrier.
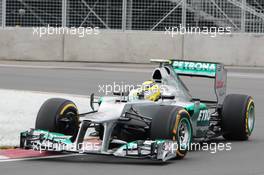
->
[0,28,263,66]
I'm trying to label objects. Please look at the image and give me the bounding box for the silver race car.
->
[20,59,255,162]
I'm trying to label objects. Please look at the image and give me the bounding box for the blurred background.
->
[0,0,264,66]
[1,0,264,32]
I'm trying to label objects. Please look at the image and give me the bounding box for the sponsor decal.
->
[216,80,224,88]
[173,61,216,72]
[172,61,216,76]
[197,110,210,122]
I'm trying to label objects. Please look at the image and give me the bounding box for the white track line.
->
[0,64,151,73]
[0,153,84,162]
[0,155,9,160]
[0,88,90,98]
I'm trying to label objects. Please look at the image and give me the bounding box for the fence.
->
[0,0,2,27]
[1,0,264,33]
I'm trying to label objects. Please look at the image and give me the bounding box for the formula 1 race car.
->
[20,59,255,162]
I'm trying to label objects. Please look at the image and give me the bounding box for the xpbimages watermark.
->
[98,82,141,95]
[98,82,168,96]
[32,25,100,37]
[165,24,232,37]
[32,142,101,153]
[32,141,232,154]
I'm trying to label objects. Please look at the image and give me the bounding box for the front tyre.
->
[150,107,192,159]
[35,98,79,142]
[222,94,255,140]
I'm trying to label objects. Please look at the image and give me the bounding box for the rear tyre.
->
[35,98,79,142]
[222,94,255,140]
[150,106,192,159]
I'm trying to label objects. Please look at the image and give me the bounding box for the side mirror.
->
[90,93,95,111]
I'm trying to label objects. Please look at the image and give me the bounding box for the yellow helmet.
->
[138,80,161,101]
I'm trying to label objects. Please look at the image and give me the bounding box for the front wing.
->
[20,129,178,162]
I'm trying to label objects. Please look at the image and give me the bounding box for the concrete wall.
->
[0,28,264,66]
[183,34,264,66]
[64,31,183,63]
[0,28,63,61]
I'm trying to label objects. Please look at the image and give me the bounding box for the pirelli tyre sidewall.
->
[35,98,79,142]
[150,106,193,159]
[222,94,255,140]
[173,109,193,159]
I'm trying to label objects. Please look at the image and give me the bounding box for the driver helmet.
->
[138,80,161,101]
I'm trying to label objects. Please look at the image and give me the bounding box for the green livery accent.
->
[121,141,137,149]
[120,140,165,149]
[34,129,72,144]
[98,96,104,105]
[155,140,166,144]
[171,60,217,77]
[185,102,207,117]
[185,103,207,111]
[185,103,209,126]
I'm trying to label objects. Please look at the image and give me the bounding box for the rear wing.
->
[150,59,227,105]
[171,60,217,78]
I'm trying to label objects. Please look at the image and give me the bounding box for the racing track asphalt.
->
[0,63,264,175]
